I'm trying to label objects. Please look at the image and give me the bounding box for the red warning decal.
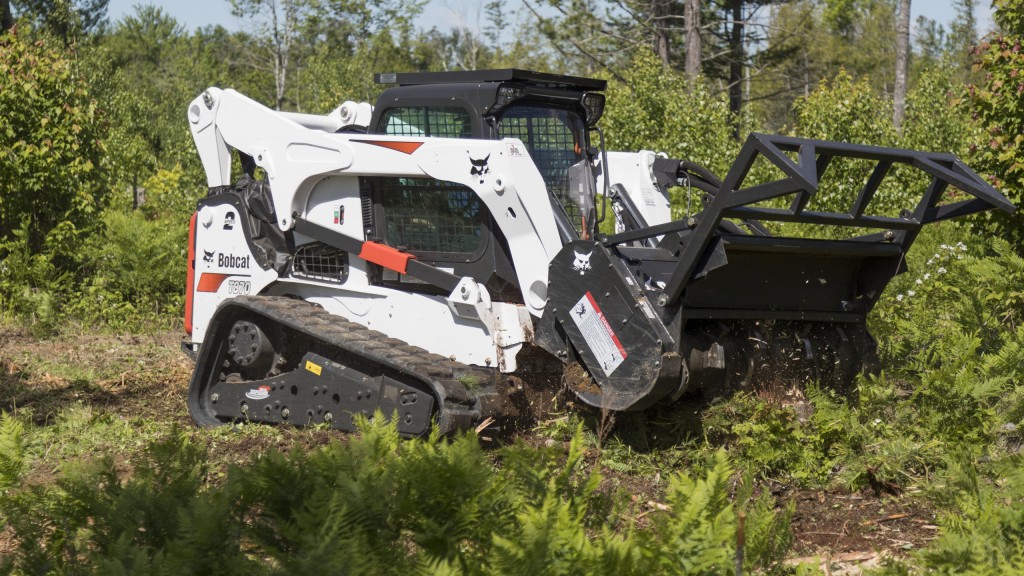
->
[568,291,628,376]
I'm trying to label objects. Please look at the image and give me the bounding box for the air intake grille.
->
[292,243,347,284]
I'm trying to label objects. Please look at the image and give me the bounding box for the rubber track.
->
[206,295,497,434]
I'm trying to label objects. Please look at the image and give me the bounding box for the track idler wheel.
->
[226,320,278,377]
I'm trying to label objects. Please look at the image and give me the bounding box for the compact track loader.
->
[183,69,1014,435]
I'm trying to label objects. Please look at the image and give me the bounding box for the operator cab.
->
[369,69,607,241]
[358,69,608,301]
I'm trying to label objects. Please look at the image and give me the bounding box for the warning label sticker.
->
[568,291,628,376]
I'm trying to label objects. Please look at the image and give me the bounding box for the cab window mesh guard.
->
[381,178,483,254]
[498,106,586,233]
[380,107,472,138]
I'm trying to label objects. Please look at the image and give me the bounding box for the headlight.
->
[493,84,526,112]
[581,92,605,126]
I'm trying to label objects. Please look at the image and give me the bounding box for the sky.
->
[104,0,997,40]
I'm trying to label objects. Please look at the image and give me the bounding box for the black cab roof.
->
[374,69,607,92]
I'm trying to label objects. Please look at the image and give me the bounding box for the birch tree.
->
[231,0,309,111]
[893,0,910,129]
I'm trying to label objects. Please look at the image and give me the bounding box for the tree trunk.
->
[728,0,744,136]
[893,0,911,130]
[1,0,13,31]
[653,0,671,66]
[684,0,701,81]
[272,1,286,111]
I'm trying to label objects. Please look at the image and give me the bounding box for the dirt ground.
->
[0,326,938,573]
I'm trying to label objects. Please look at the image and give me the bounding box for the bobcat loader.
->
[183,69,1014,435]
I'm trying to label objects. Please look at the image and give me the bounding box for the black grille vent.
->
[292,243,347,284]
[360,179,375,238]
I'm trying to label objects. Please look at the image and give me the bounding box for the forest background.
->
[1,0,1024,573]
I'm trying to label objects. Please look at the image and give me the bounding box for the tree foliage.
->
[601,51,738,220]
[10,0,108,41]
[0,27,108,259]
[966,0,1024,249]
[603,51,736,175]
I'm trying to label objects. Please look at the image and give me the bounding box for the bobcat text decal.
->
[203,252,252,270]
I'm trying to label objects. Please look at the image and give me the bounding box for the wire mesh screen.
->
[498,105,587,233]
[379,107,472,138]
[292,242,347,284]
[381,178,483,254]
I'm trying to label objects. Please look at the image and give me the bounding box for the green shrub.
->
[600,51,738,220]
[0,27,109,260]
[964,0,1024,252]
[138,165,203,221]
[873,230,1024,366]
[885,454,1024,574]
[0,221,67,332]
[67,209,187,328]
[0,416,792,575]
[0,207,187,332]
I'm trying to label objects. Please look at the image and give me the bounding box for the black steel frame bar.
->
[656,133,1014,307]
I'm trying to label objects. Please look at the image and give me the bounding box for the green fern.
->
[0,411,26,491]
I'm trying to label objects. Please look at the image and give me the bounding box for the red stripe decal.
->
[352,140,424,155]
[185,212,197,335]
[359,241,415,274]
[197,273,230,293]
[585,291,628,358]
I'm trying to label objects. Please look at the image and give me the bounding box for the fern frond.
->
[0,411,26,491]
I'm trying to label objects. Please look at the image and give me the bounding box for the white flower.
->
[923,273,931,280]
[957,242,968,251]
[907,290,916,297]
[896,294,904,302]
[916,279,923,285]
[938,267,947,274]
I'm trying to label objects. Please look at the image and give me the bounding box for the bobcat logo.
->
[571,250,592,275]
[202,250,215,264]
[469,153,490,177]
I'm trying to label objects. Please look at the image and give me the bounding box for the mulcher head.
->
[539,133,1015,410]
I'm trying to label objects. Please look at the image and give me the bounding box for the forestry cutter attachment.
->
[182,69,1014,435]
[537,134,1016,409]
